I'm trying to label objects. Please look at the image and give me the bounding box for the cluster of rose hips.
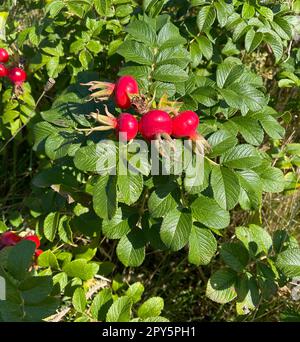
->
[0,48,27,87]
[82,76,209,153]
[0,231,42,259]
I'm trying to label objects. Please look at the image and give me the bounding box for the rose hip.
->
[0,48,9,63]
[8,67,27,84]
[0,64,8,77]
[172,111,199,139]
[139,110,173,141]
[24,235,41,249]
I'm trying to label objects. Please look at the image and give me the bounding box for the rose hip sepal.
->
[81,75,139,110]
[172,110,210,155]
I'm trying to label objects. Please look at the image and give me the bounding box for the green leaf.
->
[102,206,134,239]
[126,282,145,304]
[106,296,132,322]
[245,29,263,53]
[191,86,218,107]
[38,250,59,269]
[117,174,143,205]
[255,110,285,139]
[117,40,154,65]
[79,49,92,69]
[116,229,146,267]
[264,32,283,63]
[74,143,116,173]
[188,226,217,265]
[7,241,36,281]
[242,2,255,19]
[191,195,230,229]
[206,269,237,304]
[148,183,179,218]
[86,40,102,54]
[232,117,264,146]
[208,130,238,157]
[160,209,192,251]
[236,225,272,255]
[90,288,113,321]
[197,6,216,32]
[258,6,274,21]
[271,17,292,40]
[46,0,65,17]
[215,0,229,27]
[58,215,73,244]
[125,20,156,46]
[196,36,213,60]
[43,212,60,242]
[276,248,300,278]
[157,22,186,49]
[72,288,86,313]
[93,175,117,220]
[153,64,189,83]
[220,242,249,272]
[216,62,243,88]
[255,166,285,193]
[236,274,260,315]
[94,0,112,16]
[221,144,261,169]
[211,166,240,210]
[138,297,164,319]
[63,259,99,281]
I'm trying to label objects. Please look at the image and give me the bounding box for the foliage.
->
[0,0,300,322]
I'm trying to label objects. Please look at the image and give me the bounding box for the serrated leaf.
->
[208,130,238,157]
[93,175,117,220]
[118,40,154,65]
[148,183,179,218]
[220,242,249,272]
[206,269,237,304]
[211,166,240,210]
[216,62,244,88]
[117,174,143,205]
[188,226,217,265]
[160,209,192,251]
[153,64,189,83]
[63,259,99,280]
[276,248,300,278]
[191,195,230,229]
[72,288,86,313]
[197,6,216,32]
[44,212,60,242]
[106,296,132,322]
[236,225,272,255]
[116,229,146,267]
[138,297,164,319]
[126,282,144,304]
[245,29,263,52]
[102,206,134,239]
[126,20,156,46]
[221,144,261,169]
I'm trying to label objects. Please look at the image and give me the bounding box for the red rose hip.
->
[0,64,8,77]
[24,235,41,249]
[139,110,173,141]
[0,231,21,247]
[0,48,9,63]
[8,67,27,84]
[115,76,139,109]
[116,113,139,141]
[172,111,199,139]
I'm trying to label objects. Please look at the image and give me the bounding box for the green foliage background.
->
[0,0,300,322]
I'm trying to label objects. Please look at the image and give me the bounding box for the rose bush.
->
[1,0,300,322]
